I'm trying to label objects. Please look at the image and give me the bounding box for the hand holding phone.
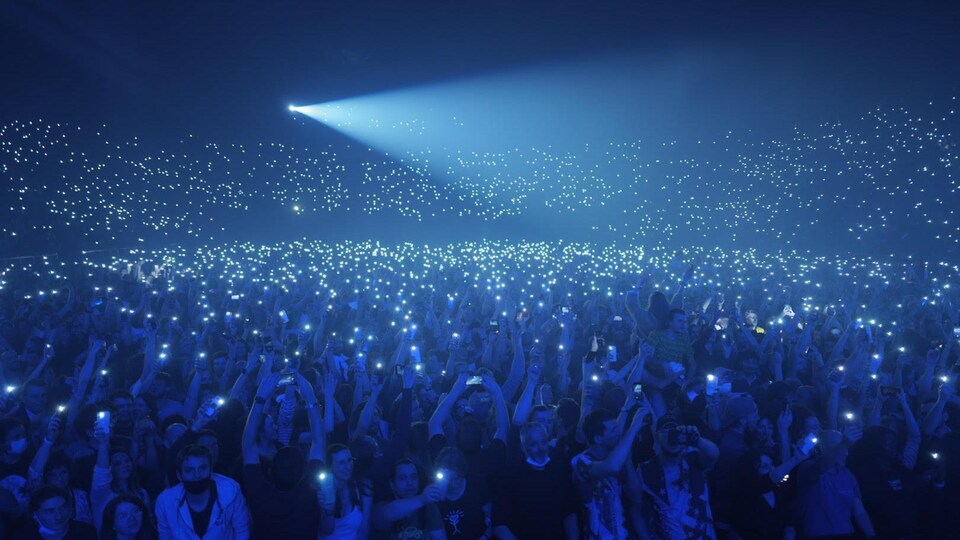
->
[318,471,335,507]
[96,411,111,436]
[706,374,718,396]
[434,470,450,500]
[800,433,818,455]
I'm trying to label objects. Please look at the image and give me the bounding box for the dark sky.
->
[3,0,959,144]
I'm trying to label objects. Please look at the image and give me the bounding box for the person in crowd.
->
[572,404,648,539]
[639,415,720,540]
[154,444,250,540]
[242,372,326,539]
[371,459,446,540]
[320,443,372,539]
[433,446,490,539]
[795,428,877,539]
[492,422,578,539]
[11,485,98,540]
[1,250,958,540]
[90,425,150,533]
[100,493,157,540]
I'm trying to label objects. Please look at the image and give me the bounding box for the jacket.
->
[155,473,251,540]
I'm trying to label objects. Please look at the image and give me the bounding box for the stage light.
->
[288,105,298,112]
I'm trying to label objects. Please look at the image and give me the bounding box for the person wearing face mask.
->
[154,445,250,540]
[11,486,97,540]
[1,417,33,522]
[491,422,578,540]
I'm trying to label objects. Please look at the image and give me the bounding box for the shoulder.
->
[214,473,243,501]
[157,484,183,504]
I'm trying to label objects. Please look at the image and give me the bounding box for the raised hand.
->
[842,424,863,444]
[777,408,793,436]
[45,415,62,443]
[420,483,443,504]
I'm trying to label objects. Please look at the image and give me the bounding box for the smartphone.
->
[279,310,289,324]
[800,433,818,454]
[607,345,617,365]
[232,295,240,301]
[467,375,483,386]
[633,383,643,401]
[318,471,335,504]
[954,326,960,338]
[706,374,718,396]
[613,315,623,322]
[4,385,16,395]
[395,365,405,376]
[489,319,499,329]
[278,374,296,387]
[869,355,882,375]
[200,397,225,418]
[56,404,68,417]
[561,306,570,314]
[515,310,526,323]
[434,470,450,499]
[97,411,111,435]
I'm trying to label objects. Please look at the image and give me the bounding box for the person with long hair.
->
[318,443,372,539]
[91,427,150,534]
[100,493,157,540]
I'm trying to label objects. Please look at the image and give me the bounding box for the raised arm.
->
[242,372,282,465]
[500,321,527,402]
[483,374,510,442]
[512,365,540,427]
[585,405,648,479]
[428,373,468,438]
[350,378,383,442]
[296,374,326,462]
[28,416,61,491]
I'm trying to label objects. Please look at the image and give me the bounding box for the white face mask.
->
[8,438,28,455]
[686,391,700,403]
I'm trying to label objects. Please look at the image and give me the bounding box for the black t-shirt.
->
[242,463,320,540]
[190,482,217,538]
[853,463,920,539]
[385,502,443,540]
[436,475,488,539]
[428,433,506,504]
[492,458,577,539]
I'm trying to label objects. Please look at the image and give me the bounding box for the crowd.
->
[0,239,958,539]
[3,99,960,253]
